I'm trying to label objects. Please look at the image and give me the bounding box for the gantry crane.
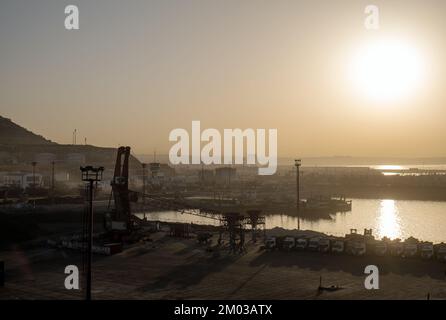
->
[106,146,265,250]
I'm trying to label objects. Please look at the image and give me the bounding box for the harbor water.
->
[137,198,446,243]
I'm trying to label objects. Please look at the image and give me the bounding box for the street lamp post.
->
[51,161,55,192]
[31,161,37,189]
[142,163,147,205]
[51,161,56,204]
[80,166,104,301]
[295,159,301,230]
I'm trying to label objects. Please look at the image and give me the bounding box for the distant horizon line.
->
[135,154,446,160]
[134,154,446,166]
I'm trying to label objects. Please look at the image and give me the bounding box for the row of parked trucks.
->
[265,229,446,262]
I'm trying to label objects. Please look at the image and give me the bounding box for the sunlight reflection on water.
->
[376,200,401,240]
[138,198,446,242]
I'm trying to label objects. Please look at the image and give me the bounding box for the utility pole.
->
[142,163,147,205]
[0,260,4,287]
[295,159,301,230]
[86,179,93,300]
[31,161,37,189]
[51,161,56,204]
[80,166,104,301]
[73,129,77,145]
[51,161,55,203]
[51,161,55,191]
[200,161,204,189]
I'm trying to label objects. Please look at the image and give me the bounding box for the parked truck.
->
[295,237,308,250]
[265,236,277,250]
[374,240,388,256]
[345,229,367,256]
[420,242,434,260]
[402,237,419,258]
[282,236,296,251]
[331,238,345,254]
[389,240,404,257]
[435,243,446,262]
[308,237,321,251]
[318,237,331,253]
[349,239,366,256]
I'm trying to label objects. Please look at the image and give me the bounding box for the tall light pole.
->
[295,159,301,230]
[51,161,55,192]
[73,129,77,145]
[51,161,56,204]
[80,166,104,301]
[142,163,147,205]
[31,161,37,189]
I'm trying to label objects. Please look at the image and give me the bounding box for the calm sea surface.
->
[137,198,446,243]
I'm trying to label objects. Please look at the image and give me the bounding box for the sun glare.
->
[377,199,401,240]
[349,38,425,103]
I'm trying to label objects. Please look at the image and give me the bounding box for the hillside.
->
[0,116,140,169]
[0,116,54,145]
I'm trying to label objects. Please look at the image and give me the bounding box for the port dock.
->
[2,224,446,300]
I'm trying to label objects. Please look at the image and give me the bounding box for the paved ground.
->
[1,232,446,300]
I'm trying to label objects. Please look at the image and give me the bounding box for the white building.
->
[0,172,44,189]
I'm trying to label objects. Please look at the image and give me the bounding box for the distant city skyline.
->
[1,0,446,157]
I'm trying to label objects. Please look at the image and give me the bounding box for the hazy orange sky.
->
[1,0,446,157]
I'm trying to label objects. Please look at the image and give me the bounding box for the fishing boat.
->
[302,195,352,213]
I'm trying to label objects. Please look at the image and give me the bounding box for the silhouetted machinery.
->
[104,146,266,249]
[105,146,139,235]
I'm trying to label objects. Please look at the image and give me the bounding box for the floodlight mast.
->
[80,166,104,301]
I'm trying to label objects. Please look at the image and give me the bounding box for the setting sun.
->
[349,38,425,103]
